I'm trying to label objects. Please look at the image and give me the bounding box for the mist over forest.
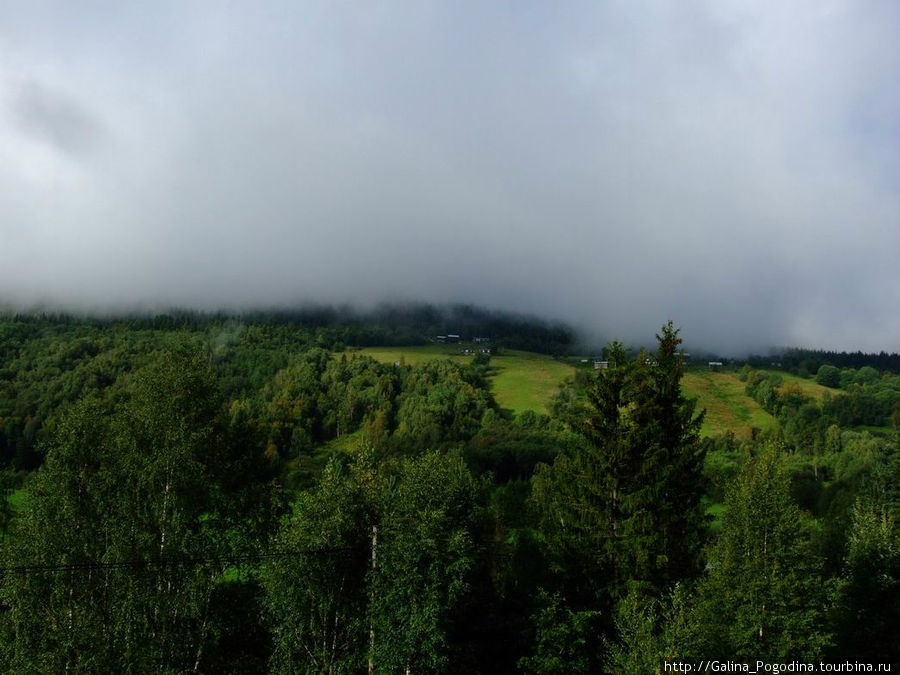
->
[2,1,899,354]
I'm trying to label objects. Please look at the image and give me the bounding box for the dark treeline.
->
[1,302,574,354]
[749,347,900,374]
[1,318,897,672]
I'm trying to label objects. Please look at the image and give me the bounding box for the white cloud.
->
[0,1,897,353]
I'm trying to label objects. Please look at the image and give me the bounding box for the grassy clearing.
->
[488,350,575,415]
[320,430,365,454]
[356,347,786,436]
[282,432,365,490]
[7,488,25,513]
[770,371,835,401]
[2,489,25,542]
[350,344,468,367]
[356,346,574,416]
[682,370,776,438]
[704,499,725,534]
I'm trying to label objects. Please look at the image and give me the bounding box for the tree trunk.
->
[368,525,377,675]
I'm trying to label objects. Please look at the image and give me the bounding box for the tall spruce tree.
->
[533,323,706,614]
[626,322,706,589]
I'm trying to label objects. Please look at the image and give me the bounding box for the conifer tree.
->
[627,322,706,588]
[532,323,706,633]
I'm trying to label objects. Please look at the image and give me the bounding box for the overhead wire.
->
[0,548,355,575]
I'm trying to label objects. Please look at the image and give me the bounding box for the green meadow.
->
[356,346,574,416]
[352,344,464,367]
[679,369,777,438]
[771,371,835,400]
[356,346,785,435]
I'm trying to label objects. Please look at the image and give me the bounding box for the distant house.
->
[708,361,723,371]
[447,334,461,343]
[682,352,692,365]
[436,335,447,342]
[594,360,609,370]
[473,336,490,343]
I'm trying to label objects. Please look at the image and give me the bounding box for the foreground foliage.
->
[0,315,897,671]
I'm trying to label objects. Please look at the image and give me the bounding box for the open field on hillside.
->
[352,344,465,367]
[356,346,574,415]
[489,351,576,414]
[768,371,835,400]
[682,370,777,438]
[356,347,785,437]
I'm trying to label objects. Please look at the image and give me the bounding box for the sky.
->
[1,1,898,354]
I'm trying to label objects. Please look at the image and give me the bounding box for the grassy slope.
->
[353,344,465,367]
[357,347,784,435]
[356,346,574,416]
[320,430,365,454]
[681,370,777,438]
[488,350,575,415]
[770,371,835,400]
[682,370,834,438]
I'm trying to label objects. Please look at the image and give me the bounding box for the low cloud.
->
[13,81,106,157]
[1,1,898,354]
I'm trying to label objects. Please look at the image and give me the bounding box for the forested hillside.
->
[1,314,897,672]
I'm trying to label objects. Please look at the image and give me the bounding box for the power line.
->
[0,548,354,575]
[0,542,511,576]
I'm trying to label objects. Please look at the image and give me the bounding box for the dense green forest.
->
[1,313,897,672]
[749,347,900,375]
